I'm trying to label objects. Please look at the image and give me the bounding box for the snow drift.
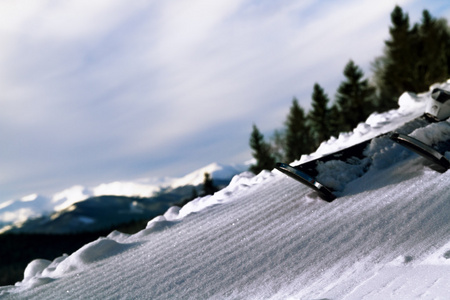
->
[1,82,450,299]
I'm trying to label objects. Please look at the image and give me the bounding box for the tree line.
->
[249,6,450,174]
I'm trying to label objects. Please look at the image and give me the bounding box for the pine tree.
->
[308,83,331,147]
[415,10,450,89]
[328,104,342,138]
[372,6,450,111]
[284,98,313,162]
[336,60,375,131]
[191,187,199,199]
[202,172,217,196]
[249,124,276,174]
[385,6,416,95]
[269,129,286,162]
[372,5,414,109]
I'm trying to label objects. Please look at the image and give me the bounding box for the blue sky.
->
[1,0,450,202]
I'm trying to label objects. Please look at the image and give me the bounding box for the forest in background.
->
[250,6,450,173]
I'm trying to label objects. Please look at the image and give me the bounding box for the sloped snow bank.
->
[5,157,447,299]
[2,170,275,295]
[137,170,274,237]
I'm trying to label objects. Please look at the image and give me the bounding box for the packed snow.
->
[1,82,450,299]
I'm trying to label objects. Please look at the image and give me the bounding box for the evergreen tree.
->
[372,6,450,111]
[202,172,217,196]
[191,187,199,200]
[269,129,286,162]
[372,5,414,109]
[328,104,342,138]
[415,10,450,89]
[177,187,199,207]
[249,124,276,174]
[284,98,313,162]
[385,6,416,95]
[336,60,375,131]
[308,83,331,147]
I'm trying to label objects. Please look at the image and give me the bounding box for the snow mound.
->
[12,238,136,292]
[410,119,450,144]
[299,88,430,164]
[316,158,369,191]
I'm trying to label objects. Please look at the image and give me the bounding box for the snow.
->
[0,162,246,233]
[168,162,249,189]
[92,181,162,199]
[343,247,450,300]
[1,82,450,299]
[52,185,90,212]
[410,121,450,145]
[0,194,53,231]
[299,88,430,165]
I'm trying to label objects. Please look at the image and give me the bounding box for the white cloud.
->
[153,0,244,63]
[0,0,139,40]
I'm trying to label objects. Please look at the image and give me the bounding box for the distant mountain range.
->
[0,162,249,234]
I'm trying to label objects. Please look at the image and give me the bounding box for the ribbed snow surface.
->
[2,158,449,299]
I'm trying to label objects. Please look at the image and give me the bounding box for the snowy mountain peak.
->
[20,194,39,202]
[52,185,90,212]
[168,162,248,189]
[92,181,162,199]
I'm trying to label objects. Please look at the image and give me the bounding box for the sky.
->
[1,0,450,202]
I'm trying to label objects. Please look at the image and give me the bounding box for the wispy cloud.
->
[1,0,448,201]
